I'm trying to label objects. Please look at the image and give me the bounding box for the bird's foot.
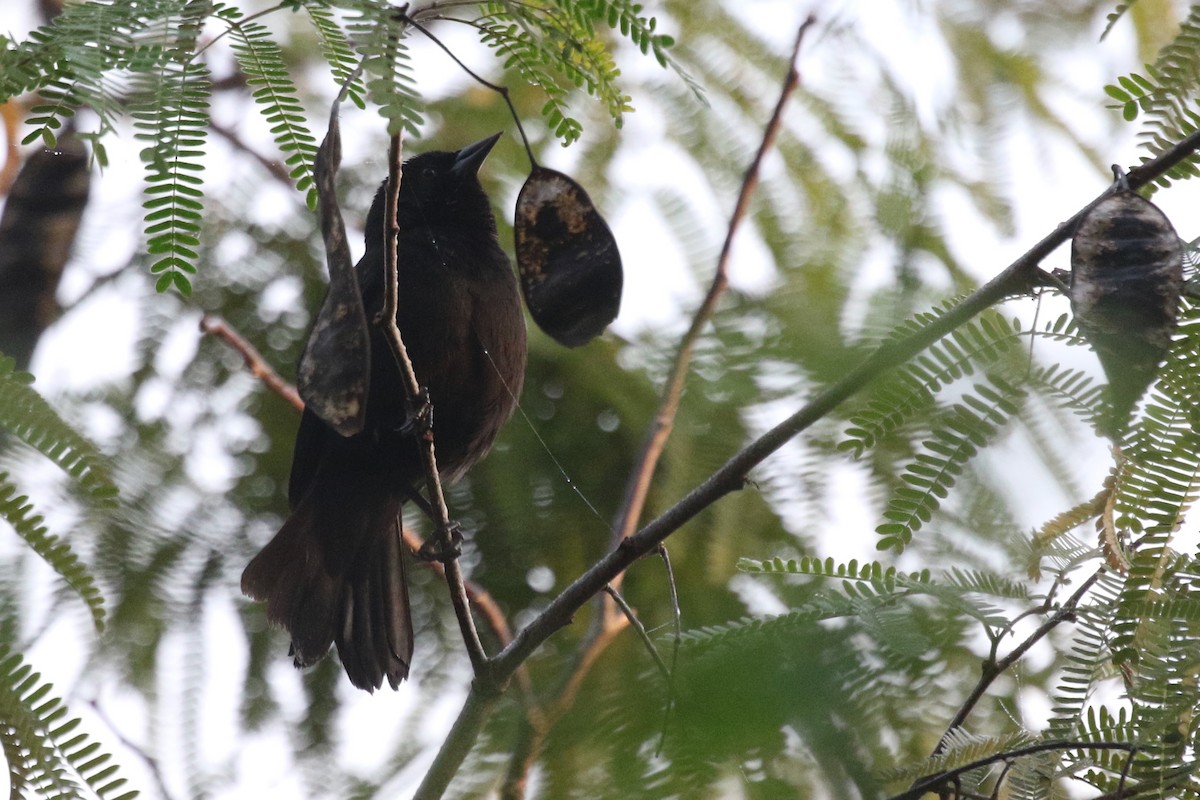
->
[397,386,433,438]
[418,521,463,562]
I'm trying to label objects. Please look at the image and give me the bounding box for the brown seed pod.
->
[514,166,622,347]
[1070,183,1183,434]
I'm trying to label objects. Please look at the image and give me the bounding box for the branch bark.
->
[499,15,819,797]
[415,117,1200,800]
[200,314,302,410]
[378,132,490,676]
[932,567,1105,757]
[890,740,1137,800]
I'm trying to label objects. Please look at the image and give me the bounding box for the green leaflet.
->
[0,643,139,799]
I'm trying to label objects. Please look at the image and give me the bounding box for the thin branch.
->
[890,740,1138,800]
[408,0,487,18]
[414,686,502,800]
[990,761,1014,800]
[497,17,819,798]
[1087,785,1144,800]
[402,15,539,168]
[500,718,543,800]
[378,132,489,676]
[654,544,681,756]
[610,14,817,553]
[1117,745,1136,797]
[84,698,179,800]
[658,544,682,676]
[499,621,626,799]
[1,99,22,195]
[419,112,1200,800]
[208,119,295,186]
[191,1,295,60]
[199,314,302,411]
[601,581,677,757]
[933,566,1105,755]
[602,585,672,683]
[399,526,540,714]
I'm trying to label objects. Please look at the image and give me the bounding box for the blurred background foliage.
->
[2,0,1199,798]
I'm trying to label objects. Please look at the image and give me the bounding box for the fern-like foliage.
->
[341,0,424,136]
[743,555,1029,631]
[0,355,113,630]
[1025,361,1105,426]
[221,6,319,207]
[0,643,138,799]
[306,3,367,108]
[1109,299,1200,653]
[876,729,1034,784]
[475,0,686,144]
[1027,488,1107,578]
[682,553,1041,796]
[741,274,1200,794]
[875,374,1025,551]
[2,0,690,292]
[0,1,213,290]
[840,309,1020,458]
[475,4,614,144]
[1100,2,1140,42]
[0,473,106,632]
[838,306,1114,553]
[1040,298,1200,793]
[129,6,211,295]
[1104,5,1200,185]
[0,358,117,506]
[1044,565,1123,739]
[0,0,177,165]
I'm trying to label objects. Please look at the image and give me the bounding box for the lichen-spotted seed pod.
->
[514,166,622,347]
[1070,175,1183,435]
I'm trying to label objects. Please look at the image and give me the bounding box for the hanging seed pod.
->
[297,112,370,437]
[1070,176,1183,435]
[514,166,622,347]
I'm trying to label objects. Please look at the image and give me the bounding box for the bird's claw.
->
[418,521,463,562]
[397,387,433,438]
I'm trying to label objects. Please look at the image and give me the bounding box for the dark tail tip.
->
[243,483,414,691]
[334,518,414,691]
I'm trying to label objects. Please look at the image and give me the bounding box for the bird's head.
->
[365,133,502,246]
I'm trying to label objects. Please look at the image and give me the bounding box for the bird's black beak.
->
[451,132,502,179]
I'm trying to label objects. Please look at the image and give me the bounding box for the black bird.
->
[242,134,527,691]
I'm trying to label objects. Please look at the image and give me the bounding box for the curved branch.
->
[610,15,818,551]
[496,17,818,796]
[890,740,1138,800]
[200,314,302,411]
[933,566,1105,755]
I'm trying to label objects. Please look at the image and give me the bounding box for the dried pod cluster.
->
[514,166,623,347]
[1069,185,1183,434]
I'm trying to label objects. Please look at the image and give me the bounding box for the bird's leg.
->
[402,486,465,562]
[396,385,433,438]
[394,389,465,561]
[1041,267,1071,293]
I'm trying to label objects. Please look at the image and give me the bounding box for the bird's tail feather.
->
[242,468,414,691]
